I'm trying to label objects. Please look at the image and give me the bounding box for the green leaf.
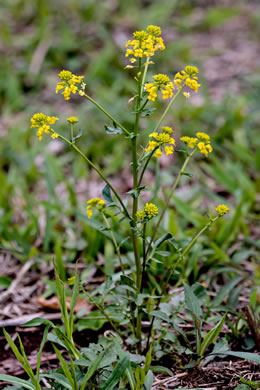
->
[52,344,74,388]
[211,277,243,307]
[80,350,106,390]
[181,171,193,177]
[119,275,137,290]
[144,370,153,390]
[200,313,226,356]
[101,356,129,390]
[153,233,172,250]
[43,373,72,389]
[112,336,136,390]
[69,268,79,339]
[102,184,113,203]
[150,366,173,376]
[184,283,203,319]
[212,351,260,364]
[36,325,50,382]
[104,124,124,135]
[149,310,171,322]
[22,317,55,328]
[0,375,34,390]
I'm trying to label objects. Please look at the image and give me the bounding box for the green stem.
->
[54,131,131,220]
[82,93,131,136]
[140,223,147,292]
[137,146,159,188]
[146,215,219,351]
[145,147,197,258]
[83,287,126,343]
[70,124,74,142]
[102,213,125,275]
[152,85,185,133]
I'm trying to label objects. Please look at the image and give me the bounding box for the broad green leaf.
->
[22,318,55,328]
[52,345,74,388]
[80,350,105,390]
[112,336,136,390]
[184,283,203,319]
[212,351,260,365]
[69,268,79,339]
[36,325,50,382]
[211,277,243,307]
[200,313,226,356]
[150,366,173,376]
[144,370,153,390]
[43,373,72,389]
[102,184,113,203]
[153,233,172,249]
[101,356,129,390]
[149,310,171,322]
[0,375,34,390]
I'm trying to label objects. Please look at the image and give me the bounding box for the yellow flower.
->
[86,198,105,219]
[180,132,212,157]
[56,70,84,100]
[30,113,59,141]
[145,128,175,158]
[174,65,200,93]
[67,116,79,124]
[215,204,229,216]
[197,142,212,157]
[125,25,165,62]
[136,203,158,222]
[68,276,75,286]
[196,132,210,143]
[180,136,198,149]
[145,74,174,101]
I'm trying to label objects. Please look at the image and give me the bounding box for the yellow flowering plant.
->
[29,25,230,357]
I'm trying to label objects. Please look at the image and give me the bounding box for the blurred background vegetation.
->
[0,0,259,287]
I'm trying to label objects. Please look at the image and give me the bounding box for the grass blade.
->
[101,356,129,390]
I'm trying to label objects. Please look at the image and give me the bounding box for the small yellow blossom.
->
[174,65,200,93]
[136,203,159,222]
[68,276,75,286]
[56,70,84,100]
[215,204,229,216]
[196,132,210,143]
[86,198,105,219]
[30,113,59,141]
[66,116,79,125]
[125,25,165,62]
[145,127,175,158]
[180,131,212,157]
[180,136,198,149]
[145,74,174,101]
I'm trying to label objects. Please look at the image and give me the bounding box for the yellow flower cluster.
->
[125,25,165,63]
[180,132,213,157]
[215,204,229,216]
[174,65,200,95]
[66,116,79,124]
[145,74,174,101]
[56,70,84,100]
[30,113,59,141]
[136,203,159,222]
[145,126,175,158]
[87,198,105,219]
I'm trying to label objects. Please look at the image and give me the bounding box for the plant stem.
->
[145,215,219,351]
[140,223,147,292]
[102,213,125,275]
[131,58,143,292]
[152,85,185,133]
[145,148,197,258]
[70,124,74,142]
[54,131,131,220]
[137,146,159,188]
[83,287,126,343]
[82,93,131,136]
